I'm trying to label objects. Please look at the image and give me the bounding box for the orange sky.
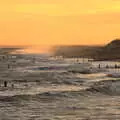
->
[0,0,120,46]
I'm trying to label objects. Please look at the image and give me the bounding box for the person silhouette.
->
[8,64,10,69]
[4,81,8,87]
[98,64,101,69]
[115,64,117,69]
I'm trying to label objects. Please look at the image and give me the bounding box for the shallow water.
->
[0,54,120,120]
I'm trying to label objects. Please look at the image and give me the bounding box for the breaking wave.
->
[0,79,120,103]
[86,80,120,95]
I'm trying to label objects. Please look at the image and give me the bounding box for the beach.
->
[0,53,119,120]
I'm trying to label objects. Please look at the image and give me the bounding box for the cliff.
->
[53,39,120,60]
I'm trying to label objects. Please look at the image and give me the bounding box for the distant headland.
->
[53,39,120,61]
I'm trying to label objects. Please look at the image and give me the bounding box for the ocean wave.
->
[0,79,120,103]
[0,92,72,103]
[86,80,120,95]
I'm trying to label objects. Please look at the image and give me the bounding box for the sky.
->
[0,0,120,47]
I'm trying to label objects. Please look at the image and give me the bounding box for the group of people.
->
[98,64,120,69]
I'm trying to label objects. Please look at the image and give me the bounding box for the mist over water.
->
[23,46,53,54]
[6,45,52,55]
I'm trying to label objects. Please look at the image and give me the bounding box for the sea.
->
[0,53,120,120]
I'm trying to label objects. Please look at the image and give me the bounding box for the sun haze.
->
[0,0,120,46]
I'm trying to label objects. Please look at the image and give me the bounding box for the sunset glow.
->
[0,0,120,47]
